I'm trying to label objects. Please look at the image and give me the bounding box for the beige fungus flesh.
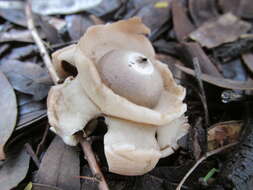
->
[96,49,164,108]
[47,17,189,176]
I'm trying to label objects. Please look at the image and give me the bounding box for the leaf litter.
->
[0,0,253,189]
[0,70,17,160]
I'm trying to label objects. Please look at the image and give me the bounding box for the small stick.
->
[193,57,209,154]
[176,142,238,190]
[36,124,49,155]
[78,137,109,190]
[25,1,60,84]
[25,143,40,168]
[75,175,100,182]
[193,57,209,127]
[25,2,109,190]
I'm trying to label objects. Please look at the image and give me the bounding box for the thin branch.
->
[36,124,49,155]
[193,57,209,127]
[25,2,109,190]
[75,175,100,182]
[25,1,60,84]
[25,143,40,168]
[176,142,238,190]
[78,136,109,190]
[193,57,209,154]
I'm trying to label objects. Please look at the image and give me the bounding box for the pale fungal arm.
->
[104,117,161,176]
[47,77,101,145]
[157,116,189,158]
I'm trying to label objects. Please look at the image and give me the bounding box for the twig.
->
[25,2,109,190]
[25,1,60,84]
[75,175,100,182]
[193,57,209,154]
[36,124,49,155]
[25,143,40,168]
[176,142,238,190]
[193,57,209,127]
[78,136,109,190]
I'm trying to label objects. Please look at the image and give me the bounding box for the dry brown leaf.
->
[35,136,80,190]
[190,13,251,48]
[242,53,253,74]
[180,42,222,77]
[0,148,30,190]
[208,120,243,151]
[0,60,53,100]
[189,0,219,26]
[171,0,195,42]
[0,71,17,160]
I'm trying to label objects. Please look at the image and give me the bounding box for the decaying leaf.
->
[0,7,40,27]
[237,0,253,19]
[0,148,30,190]
[0,71,17,160]
[0,60,53,100]
[0,28,34,43]
[213,35,253,62]
[38,17,61,44]
[86,0,122,17]
[35,136,80,190]
[31,0,102,15]
[33,183,63,190]
[190,13,251,48]
[65,14,95,41]
[0,44,10,58]
[171,0,195,42]
[174,63,253,90]
[17,93,47,128]
[222,59,247,81]
[189,0,219,26]
[242,53,253,74]
[0,8,27,27]
[208,121,243,151]
[179,42,222,77]
[218,0,240,15]
[125,0,171,33]
[219,0,253,19]
[7,45,38,60]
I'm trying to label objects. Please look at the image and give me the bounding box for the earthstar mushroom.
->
[47,17,189,176]
[96,49,164,108]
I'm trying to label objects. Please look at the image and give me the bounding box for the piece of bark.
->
[218,106,253,189]
[214,35,253,62]
[179,42,222,77]
[35,136,80,190]
[190,13,251,48]
[189,0,219,26]
[171,0,195,41]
